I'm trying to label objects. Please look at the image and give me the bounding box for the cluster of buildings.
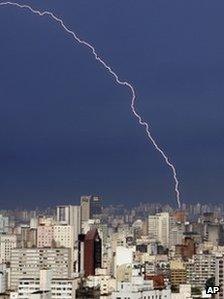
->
[0,198,223,298]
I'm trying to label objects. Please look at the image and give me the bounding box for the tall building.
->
[115,246,133,280]
[148,215,157,240]
[0,215,9,234]
[169,217,184,246]
[90,196,102,218]
[20,225,38,248]
[80,195,102,221]
[0,234,17,263]
[84,228,102,277]
[215,255,224,299]
[10,248,72,290]
[53,225,74,249]
[206,223,224,246]
[186,253,215,289]
[56,205,81,243]
[56,205,80,226]
[148,212,170,247]
[80,196,91,222]
[37,225,53,248]
[170,259,187,288]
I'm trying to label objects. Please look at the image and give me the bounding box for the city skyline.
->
[0,199,222,297]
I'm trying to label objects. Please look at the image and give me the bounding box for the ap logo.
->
[206,286,220,295]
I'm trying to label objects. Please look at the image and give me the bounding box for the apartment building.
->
[10,248,71,290]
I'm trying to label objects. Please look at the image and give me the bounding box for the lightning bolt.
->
[0,1,181,208]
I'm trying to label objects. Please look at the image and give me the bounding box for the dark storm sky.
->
[0,0,224,208]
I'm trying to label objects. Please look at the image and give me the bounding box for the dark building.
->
[90,196,102,218]
[175,237,195,260]
[84,228,102,277]
[205,223,224,246]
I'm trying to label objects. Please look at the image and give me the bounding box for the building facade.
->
[10,248,71,290]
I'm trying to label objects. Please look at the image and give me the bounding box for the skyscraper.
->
[148,212,170,247]
[56,205,80,226]
[80,195,102,221]
[90,196,102,218]
[56,205,81,243]
[84,228,102,277]
[80,196,91,222]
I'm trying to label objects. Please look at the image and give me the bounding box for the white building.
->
[56,205,81,243]
[115,246,133,267]
[37,225,53,248]
[80,196,91,222]
[148,215,157,240]
[10,248,71,290]
[53,225,74,248]
[53,225,74,265]
[51,279,77,299]
[114,246,134,278]
[169,217,184,247]
[17,278,77,299]
[14,269,77,299]
[0,234,17,263]
[30,218,38,229]
[148,213,169,247]
[186,254,215,289]
[112,278,171,299]
[0,215,9,234]
[86,268,116,295]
